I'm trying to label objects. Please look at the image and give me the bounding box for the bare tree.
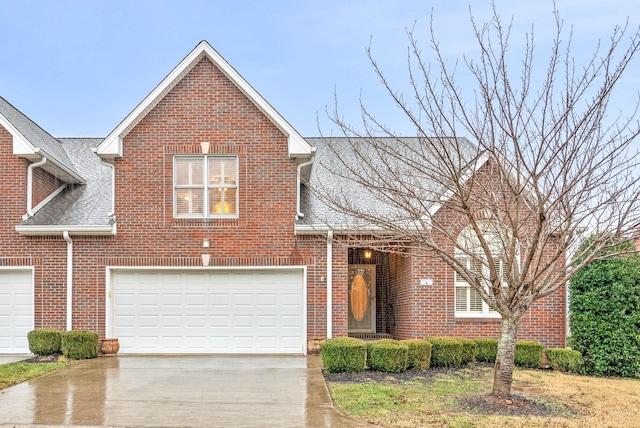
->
[313,5,640,398]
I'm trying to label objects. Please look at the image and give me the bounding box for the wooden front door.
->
[348,264,376,333]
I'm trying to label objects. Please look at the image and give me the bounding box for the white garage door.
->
[0,269,33,353]
[111,269,305,354]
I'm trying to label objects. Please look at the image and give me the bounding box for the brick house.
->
[0,41,565,354]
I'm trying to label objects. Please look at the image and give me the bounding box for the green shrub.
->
[61,330,99,360]
[570,243,640,378]
[565,335,575,349]
[546,348,583,373]
[402,340,432,370]
[367,339,408,373]
[474,338,498,363]
[27,329,63,355]
[515,340,543,368]
[426,336,463,368]
[459,338,477,365]
[320,337,367,373]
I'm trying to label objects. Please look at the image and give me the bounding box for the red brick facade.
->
[0,44,566,354]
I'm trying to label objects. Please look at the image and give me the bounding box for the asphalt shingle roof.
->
[298,136,479,230]
[19,138,113,227]
[0,97,83,179]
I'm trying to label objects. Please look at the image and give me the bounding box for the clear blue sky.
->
[1,0,639,138]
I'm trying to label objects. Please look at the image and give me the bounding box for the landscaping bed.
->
[324,363,571,419]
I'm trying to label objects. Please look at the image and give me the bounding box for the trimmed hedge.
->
[367,339,408,373]
[61,330,99,360]
[27,329,63,355]
[547,348,583,373]
[402,340,432,370]
[474,338,498,363]
[459,338,477,365]
[515,340,543,368]
[426,336,463,368]
[320,337,367,373]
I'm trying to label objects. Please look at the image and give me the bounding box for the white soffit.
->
[97,40,312,159]
[0,112,37,156]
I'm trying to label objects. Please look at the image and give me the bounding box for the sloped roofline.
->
[97,40,312,159]
[0,104,85,184]
[428,150,491,217]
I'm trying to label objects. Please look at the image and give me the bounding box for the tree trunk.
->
[492,316,519,398]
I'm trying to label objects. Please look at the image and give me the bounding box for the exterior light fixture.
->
[363,249,373,259]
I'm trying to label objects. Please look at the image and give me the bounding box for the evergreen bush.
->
[61,330,99,360]
[401,340,432,370]
[546,348,583,373]
[514,340,543,368]
[474,338,498,363]
[320,337,367,373]
[366,339,408,373]
[570,242,640,378]
[27,329,63,355]
[426,336,463,367]
[459,338,477,365]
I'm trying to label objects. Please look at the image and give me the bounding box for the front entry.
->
[348,264,376,333]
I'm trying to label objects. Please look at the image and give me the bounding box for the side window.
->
[455,257,485,315]
[174,155,238,218]
[454,221,513,318]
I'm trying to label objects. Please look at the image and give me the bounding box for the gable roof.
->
[0,97,85,183]
[97,40,312,159]
[297,136,482,233]
[15,138,115,236]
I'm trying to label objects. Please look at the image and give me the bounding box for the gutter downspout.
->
[327,230,333,339]
[26,157,47,217]
[101,160,115,217]
[63,231,73,331]
[296,157,315,220]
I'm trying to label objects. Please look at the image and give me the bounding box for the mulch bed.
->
[23,354,64,363]
[324,364,574,418]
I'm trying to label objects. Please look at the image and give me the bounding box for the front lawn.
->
[326,365,640,427]
[0,359,68,389]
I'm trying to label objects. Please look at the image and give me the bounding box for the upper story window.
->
[174,156,238,218]
[454,221,514,318]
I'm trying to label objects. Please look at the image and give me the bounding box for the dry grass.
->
[327,365,640,427]
[509,370,640,428]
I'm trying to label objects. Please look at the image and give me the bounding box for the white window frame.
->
[454,220,516,318]
[173,155,239,219]
[454,255,506,318]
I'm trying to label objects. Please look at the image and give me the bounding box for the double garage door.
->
[0,269,33,353]
[111,269,305,354]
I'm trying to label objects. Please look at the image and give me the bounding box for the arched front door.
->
[348,264,376,333]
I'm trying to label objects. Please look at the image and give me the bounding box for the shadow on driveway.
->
[0,355,374,427]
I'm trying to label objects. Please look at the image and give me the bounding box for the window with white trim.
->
[454,221,512,317]
[455,256,508,317]
[174,155,238,218]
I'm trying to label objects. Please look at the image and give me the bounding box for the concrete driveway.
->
[0,355,372,427]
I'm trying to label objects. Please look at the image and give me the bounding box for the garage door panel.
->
[112,269,304,354]
[233,294,254,307]
[257,315,277,328]
[0,270,33,353]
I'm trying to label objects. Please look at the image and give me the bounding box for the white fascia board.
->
[97,41,312,159]
[294,224,429,235]
[428,151,491,217]
[0,114,85,183]
[37,148,86,184]
[0,112,37,155]
[15,224,117,236]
